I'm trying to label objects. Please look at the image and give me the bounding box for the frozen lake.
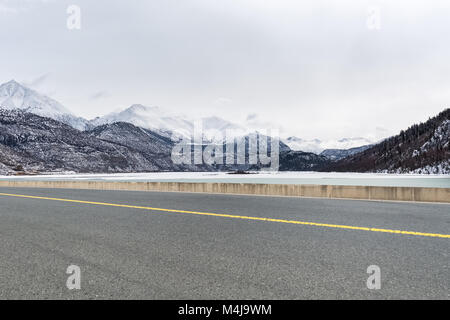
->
[0,172,449,188]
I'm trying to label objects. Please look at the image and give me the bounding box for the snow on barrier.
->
[0,180,448,203]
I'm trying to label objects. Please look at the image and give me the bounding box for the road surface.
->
[0,187,448,299]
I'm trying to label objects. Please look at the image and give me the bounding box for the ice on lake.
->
[1,171,449,188]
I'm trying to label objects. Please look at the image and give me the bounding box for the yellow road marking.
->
[0,192,449,239]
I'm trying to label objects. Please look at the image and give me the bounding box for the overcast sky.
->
[1,0,449,140]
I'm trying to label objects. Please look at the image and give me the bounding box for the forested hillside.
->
[323,109,450,173]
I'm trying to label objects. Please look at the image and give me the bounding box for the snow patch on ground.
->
[408,160,450,174]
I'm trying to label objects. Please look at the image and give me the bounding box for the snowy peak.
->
[283,137,322,154]
[90,104,194,138]
[283,136,374,154]
[1,80,25,96]
[128,103,159,113]
[201,116,244,132]
[1,80,22,97]
[91,104,248,141]
[0,80,71,116]
[0,79,89,130]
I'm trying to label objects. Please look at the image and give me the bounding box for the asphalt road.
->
[0,186,448,299]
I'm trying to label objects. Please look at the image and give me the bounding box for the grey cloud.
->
[90,91,110,100]
[0,0,448,140]
[0,0,53,12]
[23,73,50,87]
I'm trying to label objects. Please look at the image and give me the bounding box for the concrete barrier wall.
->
[0,180,448,203]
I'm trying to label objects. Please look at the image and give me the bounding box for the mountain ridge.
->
[0,80,373,154]
[0,109,184,174]
[0,107,448,174]
[0,109,333,174]
[0,80,90,130]
[322,108,450,174]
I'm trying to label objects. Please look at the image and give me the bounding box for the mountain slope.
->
[279,150,330,171]
[91,104,248,141]
[283,136,374,154]
[320,144,373,161]
[87,121,174,155]
[0,110,330,174]
[0,80,89,130]
[0,110,180,173]
[90,104,194,139]
[323,108,450,173]
[86,122,209,171]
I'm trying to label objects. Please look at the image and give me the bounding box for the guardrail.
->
[0,180,448,203]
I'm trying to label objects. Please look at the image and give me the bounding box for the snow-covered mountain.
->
[0,109,209,174]
[320,144,373,161]
[92,104,374,153]
[0,80,378,156]
[1,79,447,174]
[283,136,374,154]
[0,80,89,130]
[91,104,246,141]
[90,104,195,139]
[0,108,330,174]
[282,137,323,154]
